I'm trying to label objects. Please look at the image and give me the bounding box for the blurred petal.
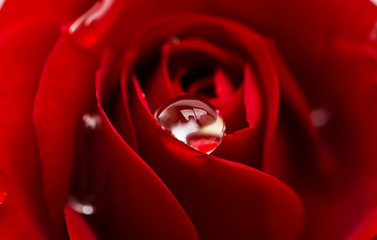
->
[94,106,199,239]
[96,55,199,239]
[347,207,377,240]
[127,76,304,239]
[64,205,97,240]
[0,17,61,240]
[34,36,99,237]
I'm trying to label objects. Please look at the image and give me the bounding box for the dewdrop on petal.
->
[154,95,225,154]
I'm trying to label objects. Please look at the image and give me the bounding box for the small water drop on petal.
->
[64,0,124,48]
[69,112,107,215]
[0,169,7,205]
[310,108,330,128]
[82,113,102,130]
[68,197,95,215]
[169,36,181,44]
[68,0,111,34]
[154,95,225,154]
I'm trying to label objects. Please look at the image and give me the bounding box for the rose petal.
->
[96,50,139,152]
[95,53,198,238]
[213,68,236,102]
[265,42,330,182]
[266,41,377,240]
[0,0,95,35]
[213,66,264,167]
[142,44,182,113]
[122,14,280,171]
[213,41,279,169]
[127,76,304,239]
[0,18,62,239]
[216,79,248,134]
[208,0,377,83]
[34,37,99,237]
[93,106,199,239]
[64,205,97,240]
[347,207,377,240]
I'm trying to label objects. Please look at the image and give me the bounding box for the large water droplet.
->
[0,169,7,205]
[154,95,225,154]
[69,113,108,215]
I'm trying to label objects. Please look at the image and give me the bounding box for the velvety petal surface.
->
[33,37,100,238]
[0,17,61,240]
[124,76,304,239]
[64,205,97,240]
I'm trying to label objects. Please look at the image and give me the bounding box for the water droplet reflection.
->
[68,0,113,34]
[154,95,225,154]
[370,0,377,7]
[169,36,181,44]
[310,108,330,128]
[64,0,123,48]
[68,197,95,215]
[69,112,107,215]
[82,113,102,130]
[0,0,6,11]
[0,169,7,205]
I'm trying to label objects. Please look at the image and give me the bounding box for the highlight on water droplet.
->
[64,0,126,48]
[168,36,181,44]
[0,169,8,205]
[68,197,95,215]
[310,108,330,128]
[69,112,107,215]
[154,95,225,154]
[0,0,6,11]
[68,0,113,35]
[82,113,102,130]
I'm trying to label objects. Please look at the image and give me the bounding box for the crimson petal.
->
[127,76,304,239]
[94,106,199,239]
[34,37,99,237]
[0,18,62,239]
[64,205,97,240]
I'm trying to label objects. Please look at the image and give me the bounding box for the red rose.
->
[1,0,377,239]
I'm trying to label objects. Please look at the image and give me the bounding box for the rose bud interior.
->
[9,0,373,239]
[94,13,303,239]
